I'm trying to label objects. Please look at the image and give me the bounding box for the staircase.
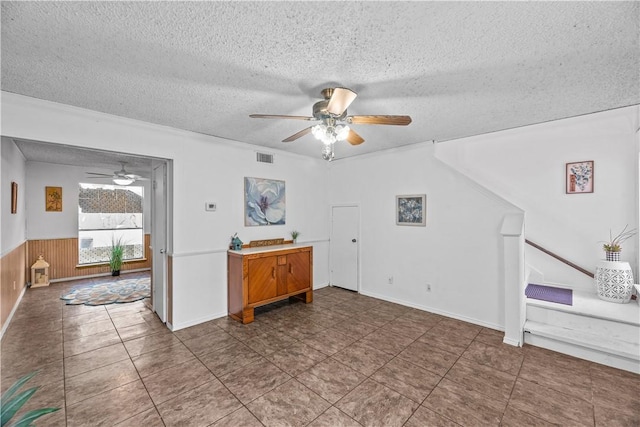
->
[524,285,640,374]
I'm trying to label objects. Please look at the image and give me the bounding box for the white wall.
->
[328,142,521,329]
[1,137,27,255]
[25,162,152,239]
[436,106,639,290]
[1,92,330,329]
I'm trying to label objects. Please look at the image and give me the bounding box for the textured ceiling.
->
[2,1,639,162]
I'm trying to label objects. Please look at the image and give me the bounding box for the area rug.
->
[60,277,150,306]
[525,283,573,306]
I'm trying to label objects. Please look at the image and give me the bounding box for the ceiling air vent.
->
[256,152,274,164]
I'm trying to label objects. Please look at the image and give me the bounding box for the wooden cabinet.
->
[228,245,313,324]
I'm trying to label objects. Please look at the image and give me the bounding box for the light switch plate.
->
[205,202,217,211]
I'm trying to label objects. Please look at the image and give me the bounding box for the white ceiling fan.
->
[85,162,148,185]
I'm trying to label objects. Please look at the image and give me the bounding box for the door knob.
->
[159,249,165,253]
[352,239,357,243]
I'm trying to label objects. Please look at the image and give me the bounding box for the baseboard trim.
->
[49,268,151,283]
[359,289,504,332]
[170,311,227,331]
[0,285,27,340]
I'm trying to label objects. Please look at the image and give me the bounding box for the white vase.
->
[595,260,634,303]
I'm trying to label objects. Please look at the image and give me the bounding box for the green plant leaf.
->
[0,372,37,403]
[1,388,38,426]
[6,407,60,427]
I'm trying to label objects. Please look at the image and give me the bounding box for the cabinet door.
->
[286,251,311,293]
[247,256,278,304]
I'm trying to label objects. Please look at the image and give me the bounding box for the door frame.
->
[329,203,361,292]
[151,159,171,323]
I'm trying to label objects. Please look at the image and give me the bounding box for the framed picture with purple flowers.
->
[566,161,594,194]
[396,194,426,226]
[244,177,286,226]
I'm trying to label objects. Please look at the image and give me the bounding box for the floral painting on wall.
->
[566,161,594,194]
[244,177,286,226]
[396,194,426,226]
[45,186,63,212]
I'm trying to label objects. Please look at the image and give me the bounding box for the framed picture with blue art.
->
[396,194,426,226]
[566,161,594,194]
[244,177,286,226]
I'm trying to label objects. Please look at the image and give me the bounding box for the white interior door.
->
[330,205,359,291]
[151,161,167,322]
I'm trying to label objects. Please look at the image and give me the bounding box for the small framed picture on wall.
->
[45,186,63,212]
[566,161,594,194]
[11,182,17,214]
[396,194,426,226]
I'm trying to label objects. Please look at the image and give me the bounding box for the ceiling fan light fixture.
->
[113,177,135,186]
[335,124,350,141]
[321,143,335,162]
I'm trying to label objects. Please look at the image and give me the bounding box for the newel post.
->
[501,213,525,346]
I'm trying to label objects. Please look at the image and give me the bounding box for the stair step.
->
[526,289,639,326]
[524,320,639,360]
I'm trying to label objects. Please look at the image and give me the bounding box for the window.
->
[78,183,144,265]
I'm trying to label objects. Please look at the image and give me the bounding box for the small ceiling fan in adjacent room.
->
[250,87,412,161]
[85,162,149,185]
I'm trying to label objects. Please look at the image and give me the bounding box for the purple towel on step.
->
[525,284,573,306]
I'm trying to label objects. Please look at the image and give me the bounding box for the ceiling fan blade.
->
[326,88,357,116]
[85,172,114,177]
[250,114,315,121]
[346,129,365,145]
[347,115,412,126]
[282,127,312,142]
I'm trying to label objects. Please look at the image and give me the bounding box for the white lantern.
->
[31,255,50,288]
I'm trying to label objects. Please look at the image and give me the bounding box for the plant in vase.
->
[602,225,637,262]
[290,230,300,243]
[109,236,125,276]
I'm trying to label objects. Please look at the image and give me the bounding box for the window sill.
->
[76,258,147,268]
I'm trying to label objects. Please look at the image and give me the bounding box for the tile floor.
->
[1,272,638,426]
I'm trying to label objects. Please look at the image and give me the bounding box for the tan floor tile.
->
[173,319,220,341]
[66,380,154,427]
[307,406,362,427]
[210,407,264,427]
[404,405,459,427]
[247,379,331,427]
[333,340,394,376]
[381,316,432,340]
[62,310,111,328]
[296,358,367,404]
[461,340,524,375]
[330,318,378,339]
[445,356,516,403]
[424,378,505,426]
[115,407,165,426]
[397,340,459,376]
[357,328,415,356]
[419,325,475,355]
[63,328,121,357]
[63,318,116,341]
[131,341,195,378]
[265,340,328,376]
[12,379,65,427]
[143,359,215,405]
[336,378,419,427]
[199,340,264,377]
[509,378,594,426]
[64,342,129,378]
[116,319,168,341]
[519,354,592,401]
[122,329,180,357]
[156,378,242,426]
[370,357,441,403]
[501,405,558,426]
[181,328,238,357]
[65,358,140,405]
[1,358,63,394]
[302,329,355,355]
[219,358,291,404]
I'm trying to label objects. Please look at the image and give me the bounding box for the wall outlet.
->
[388,276,394,285]
[205,202,217,211]
[426,283,432,292]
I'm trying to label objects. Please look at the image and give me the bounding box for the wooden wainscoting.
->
[26,234,151,281]
[1,242,27,331]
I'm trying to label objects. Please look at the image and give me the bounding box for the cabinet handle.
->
[289,264,293,274]
[272,267,276,278]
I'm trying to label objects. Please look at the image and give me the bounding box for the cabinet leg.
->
[291,290,313,304]
[242,307,254,324]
